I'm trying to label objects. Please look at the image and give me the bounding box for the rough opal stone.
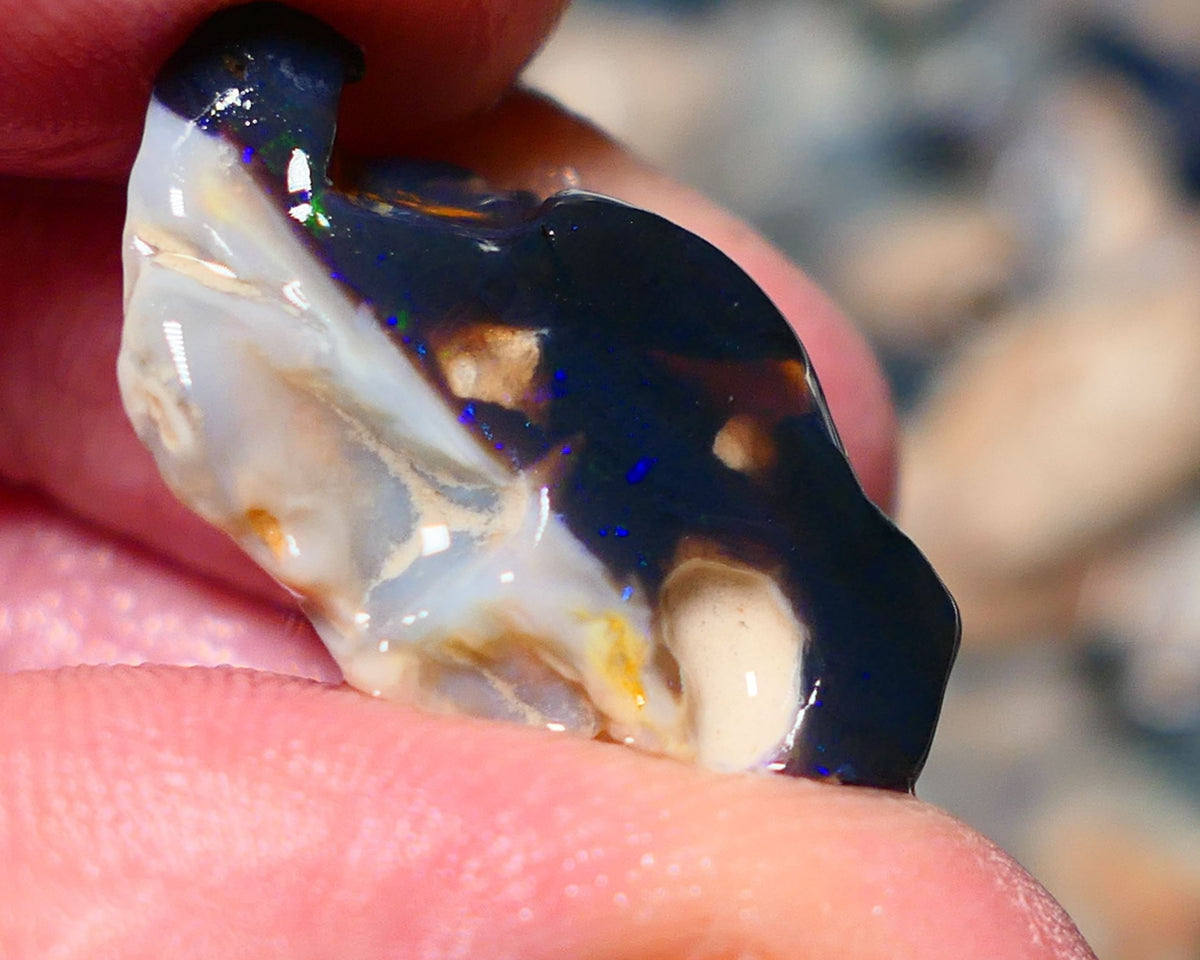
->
[118,3,959,789]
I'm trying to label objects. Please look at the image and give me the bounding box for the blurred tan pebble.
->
[899,233,1200,644]
[1032,803,1200,960]
[990,75,1177,283]
[833,196,1018,347]
[1077,503,1200,731]
[523,4,728,171]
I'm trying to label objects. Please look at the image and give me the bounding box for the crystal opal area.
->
[528,0,1200,956]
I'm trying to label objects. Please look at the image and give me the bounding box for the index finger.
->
[0,0,567,178]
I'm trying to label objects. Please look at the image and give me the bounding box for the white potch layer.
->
[118,98,806,771]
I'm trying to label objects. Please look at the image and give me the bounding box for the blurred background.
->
[527,1,1200,956]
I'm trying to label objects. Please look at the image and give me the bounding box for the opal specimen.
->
[118,3,959,789]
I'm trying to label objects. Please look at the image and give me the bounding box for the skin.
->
[0,1,1096,957]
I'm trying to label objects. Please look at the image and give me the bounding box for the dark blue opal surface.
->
[138,2,959,790]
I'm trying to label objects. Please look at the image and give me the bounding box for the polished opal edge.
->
[118,2,960,789]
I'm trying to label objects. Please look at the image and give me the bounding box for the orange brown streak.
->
[654,354,815,423]
[245,507,286,560]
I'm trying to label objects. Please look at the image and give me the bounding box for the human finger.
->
[0,485,335,679]
[0,665,1094,960]
[0,0,568,178]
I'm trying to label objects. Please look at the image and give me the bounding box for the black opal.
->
[151,2,959,790]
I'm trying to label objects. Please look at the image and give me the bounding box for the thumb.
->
[2,665,1094,960]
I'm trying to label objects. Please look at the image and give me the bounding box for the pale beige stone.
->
[990,76,1177,282]
[834,197,1018,346]
[1032,805,1200,960]
[901,259,1200,580]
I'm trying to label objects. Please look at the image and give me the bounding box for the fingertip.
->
[1,666,1094,960]
[0,0,568,177]
[334,0,570,153]
[877,804,1099,960]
